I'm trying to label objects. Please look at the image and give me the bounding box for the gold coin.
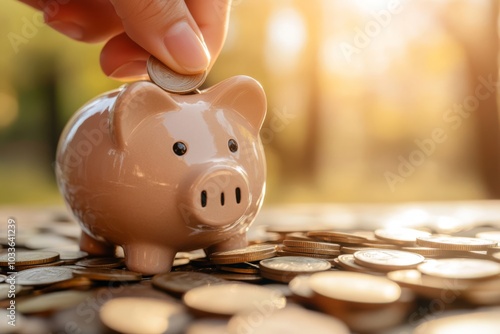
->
[75,257,125,269]
[416,235,496,251]
[417,258,500,279]
[183,283,286,317]
[152,272,227,297]
[72,268,142,282]
[353,249,425,271]
[374,228,431,246]
[340,246,367,254]
[283,239,340,250]
[400,247,449,257]
[209,244,277,265]
[227,305,350,334]
[15,267,74,286]
[211,272,263,282]
[276,249,337,262]
[334,254,383,275]
[15,260,65,271]
[100,297,191,334]
[307,231,368,245]
[218,262,260,274]
[147,55,207,94]
[281,246,340,256]
[309,271,401,305]
[0,251,60,266]
[413,310,500,334]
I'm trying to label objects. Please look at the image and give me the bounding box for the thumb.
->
[109,0,210,74]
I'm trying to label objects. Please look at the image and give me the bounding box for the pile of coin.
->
[2,207,500,333]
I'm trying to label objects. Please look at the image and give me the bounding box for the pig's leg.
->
[205,232,248,255]
[123,244,175,275]
[80,231,115,256]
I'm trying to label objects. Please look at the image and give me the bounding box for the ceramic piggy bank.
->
[55,76,266,275]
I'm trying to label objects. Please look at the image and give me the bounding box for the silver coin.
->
[147,56,207,94]
[15,267,74,286]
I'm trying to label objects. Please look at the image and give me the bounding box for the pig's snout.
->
[184,167,251,227]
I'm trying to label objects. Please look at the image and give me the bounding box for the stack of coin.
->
[259,256,331,283]
[278,239,340,261]
[209,244,276,265]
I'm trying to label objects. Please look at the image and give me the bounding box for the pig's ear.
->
[210,76,267,132]
[111,81,179,148]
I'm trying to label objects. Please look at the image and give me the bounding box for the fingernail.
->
[46,21,84,40]
[109,61,147,80]
[164,21,210,73]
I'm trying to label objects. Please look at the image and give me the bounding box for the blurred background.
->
[1,0,499,205]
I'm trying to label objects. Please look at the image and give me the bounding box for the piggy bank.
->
[55,76,266,275]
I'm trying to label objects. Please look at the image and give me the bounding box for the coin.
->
[218,262,260,274]
[15,267,74,286]
[209,245,277,265]
[0,251,60,266]
[17,290,91,315]
[283,239,341,250]
[72,268,142,282]
[75,257,124,269]
[400,247,449,257]
[259,256,331,283]
[416,235,497,251]
[15,260,65,271]
[42,249,88,262]
[475,231,500,244]
[100,297,191,334]
[417,258,500,279]
[307,231,369,244]
[334,254,383,275]
[227,305,350,334]
[281,246,340,256]
[183,283,286,317]
[413,310,500,334]
[308,271,401,305]
[211,272,263,282]
[374,228,431,246]
[353,249,425,271]
[276,249,337,261]
[147,55,207,94]
[260,256,331,274]
[387,269,472,300]
[152,272,227,297]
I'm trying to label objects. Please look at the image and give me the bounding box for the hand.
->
[19,0,232,79]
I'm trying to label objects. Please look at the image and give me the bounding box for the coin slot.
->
[221,192,225,206]
[201,190,207,207]
[235,187,241,204]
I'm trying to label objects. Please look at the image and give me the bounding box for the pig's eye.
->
[173,141,187,156]
[228,139,238,153]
